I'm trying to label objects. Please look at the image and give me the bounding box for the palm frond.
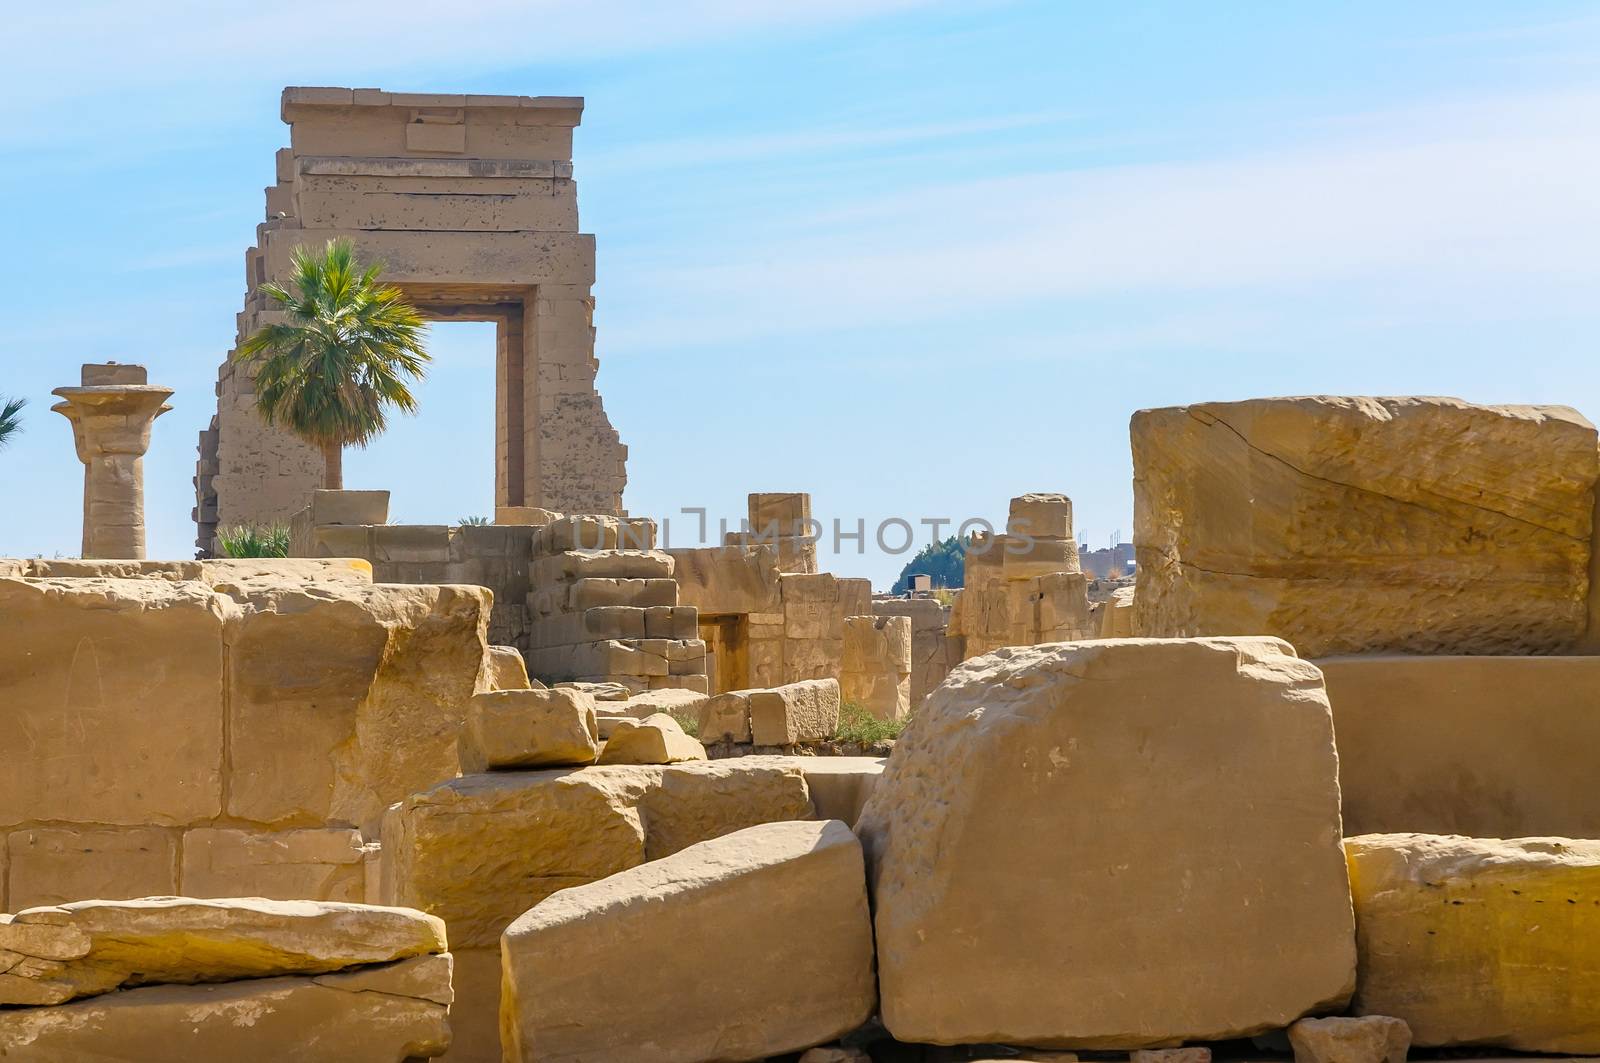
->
[233,239,431,450]
[0,395,26,451]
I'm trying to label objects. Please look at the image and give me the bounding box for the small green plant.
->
[831,701,910,745]
[668,709,700,739]
[217,523,291,558]
[459,515,491,526]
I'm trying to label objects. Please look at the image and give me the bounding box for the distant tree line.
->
[892,534,966,593]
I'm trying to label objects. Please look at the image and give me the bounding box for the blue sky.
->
[2,1,1598,588]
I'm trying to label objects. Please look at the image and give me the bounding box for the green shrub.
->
[217,523,291,558]
[668,709,700,738]
[831,700,909,745]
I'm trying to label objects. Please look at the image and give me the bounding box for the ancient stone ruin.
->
[6,86,1600,1062]
[195,88,626,556]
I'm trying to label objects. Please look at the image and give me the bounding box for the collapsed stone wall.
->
[0,562,489,912]
[196,87,627,555]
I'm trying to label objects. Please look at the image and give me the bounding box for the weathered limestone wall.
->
[292,491,538,650]
[1319,655,1600,838]
[871,596,955,709]
[0,567,489,912]
[197,87,627,554]
[1132,396,1599,656]
[949,492,1094,659]
[525,515,708,694]
[671,541,872,695]
[840,615,912,720]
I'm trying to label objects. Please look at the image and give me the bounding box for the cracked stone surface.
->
[0,897,446,1007]
[1131,396,1599,656]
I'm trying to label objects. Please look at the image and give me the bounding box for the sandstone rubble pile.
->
[0,898,453,1060]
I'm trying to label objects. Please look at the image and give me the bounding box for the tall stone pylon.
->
[52,363,173,559]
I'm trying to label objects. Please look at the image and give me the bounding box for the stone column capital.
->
[51,385,173,462]
[52,369,174,560]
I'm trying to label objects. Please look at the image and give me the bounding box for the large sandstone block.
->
[226,583,491,831]
[0,578,228,827]
[501,820,876,1062]
[482,645,532,691]
[597,713,706,765]
[1346,833,1600,1052]
[380,759,813,949]
[841,615,912,721]
[179,828,368,902]
[1132,397,1599,656]
[0,953,453,1061]
[750,677,841,745]
[857,637,1356,1047]
[6,828,176,910]
[0,897,445,1006]
[1319,655,1600,838]
[461,688,598,771]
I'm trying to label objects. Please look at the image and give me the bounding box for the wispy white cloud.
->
[4,0,942,107]
[602,87,1600,353]
[587,111,1072,172]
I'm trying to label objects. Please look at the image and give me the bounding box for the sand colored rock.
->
[461,688,598,771]
[0,953,453,1061]
[857,637,1355,1047]
[1132,397,1599,656]
[699,688,756,742]
[841,614,912,721]
[501,820,876,1062]
[750,676,841,745]
[1346,833,1600,1052]
[872,596,957,709]
[6,828,177,910]
[483,645,533,690]
[180,828,369,903]
[0,577,230,828]
[225,581,491,831]
[1289,1016,1411,1063]
[0,897,445,1007]
[792,757,885,826]
[1317,655,1600,838]
[1131,1051,1209,1063]
[380,758,813,949]
[1099,584,1136,637]
[597,712,706,764]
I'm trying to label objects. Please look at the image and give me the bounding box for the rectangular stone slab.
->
[0,953,452,1061]
[0,578,227,827]
[1347,832,1600,1053]
[0,897,446,1007]
[501,820,875,1062]
[1320,655,1600,838]
[857,637,1356,1047]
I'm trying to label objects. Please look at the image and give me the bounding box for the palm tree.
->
[0,396,24,451]
[233,239,428,489]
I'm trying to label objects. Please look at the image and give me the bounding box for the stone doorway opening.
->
[700,614,750,695]
[343,317,497,524]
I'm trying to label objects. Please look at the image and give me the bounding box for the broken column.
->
[51,363,172,559]
[724,492,819,574]
[949,492,1093,659]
